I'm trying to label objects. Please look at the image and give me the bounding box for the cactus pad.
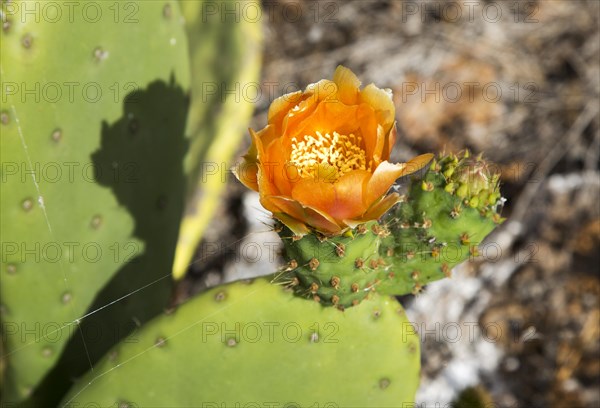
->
[172,0,262,280]
[0,1,190,402]
[61,278,420,407]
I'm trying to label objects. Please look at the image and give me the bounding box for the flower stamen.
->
[290,131,367,182]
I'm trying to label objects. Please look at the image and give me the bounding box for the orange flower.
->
[235,66,433,236]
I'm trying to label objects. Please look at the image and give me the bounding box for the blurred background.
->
[180,1,600,407]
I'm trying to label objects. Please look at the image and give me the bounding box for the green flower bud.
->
[456,183,469,198]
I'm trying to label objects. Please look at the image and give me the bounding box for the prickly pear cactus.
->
[379,151,503,295]
[61,278,420,407]
[277,221,390,308]
[277,151,503,307]
[0,1,189,403]
[0,335,5,393]
[172,0,262,280]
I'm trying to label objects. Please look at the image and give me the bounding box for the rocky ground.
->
[181,1,600,406]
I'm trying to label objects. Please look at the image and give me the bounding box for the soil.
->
[181,1,600,407]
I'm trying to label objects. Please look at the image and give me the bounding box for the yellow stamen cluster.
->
[290,131,367,182]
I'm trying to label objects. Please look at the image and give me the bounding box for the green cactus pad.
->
[172,0,262,280]
[61,278,420,407]
[275,151,503,306]
[1,1,189,402]
[276,221,394,308]
[378,151,503,296]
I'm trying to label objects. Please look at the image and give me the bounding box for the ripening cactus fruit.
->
[61,278,420,407]
[0,1,190,403]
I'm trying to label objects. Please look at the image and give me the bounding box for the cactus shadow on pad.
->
[23,77,189,407]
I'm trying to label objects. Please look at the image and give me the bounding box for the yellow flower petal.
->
[366,161,407,205]
[333,65,361,105]
[273,212,311,236]
[268,196,341,235]
[398,153,435,177]
[360,83,395,133]
[233,65,435,236]
[361,192,401,220]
